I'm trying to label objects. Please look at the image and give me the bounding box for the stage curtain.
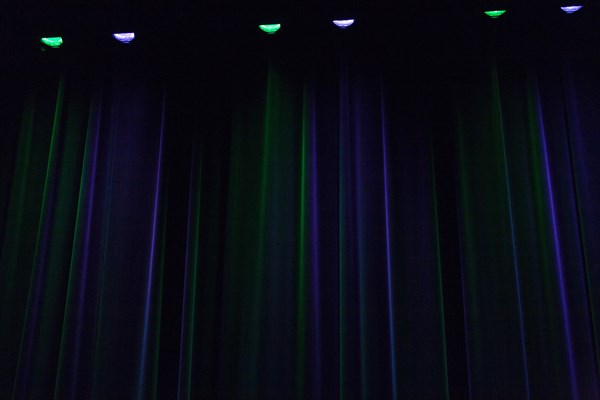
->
[1,31,600,400]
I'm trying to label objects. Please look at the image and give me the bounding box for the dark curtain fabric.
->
[1,10,600,400]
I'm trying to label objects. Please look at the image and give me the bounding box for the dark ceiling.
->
[1,0,599,74]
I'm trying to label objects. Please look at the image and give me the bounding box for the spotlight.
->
[40,37,63,48]
[259,24,281,34]
[484,10,507,18]
[113,32,136,43]
[333,19,355,28]
[560,5,583,13]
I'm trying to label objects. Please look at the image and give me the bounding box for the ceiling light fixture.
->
[484,10,507,18]
[333,19,355,28]
[258,24,281,34]
[40,37,63,48]
[113,32,136,43]
[560,5,583,13]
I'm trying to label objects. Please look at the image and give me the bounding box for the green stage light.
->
[258,24,281,34]
[41,37,63,48]
[484,10,507,18]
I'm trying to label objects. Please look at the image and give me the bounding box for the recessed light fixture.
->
[40,37,63,48]
[484,10,507,18]
[560,5,583,13]
[333,19,355,28]
[258,24,281,34]
[113,32,136,43]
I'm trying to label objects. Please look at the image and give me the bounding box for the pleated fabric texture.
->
[1,41,600,400]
